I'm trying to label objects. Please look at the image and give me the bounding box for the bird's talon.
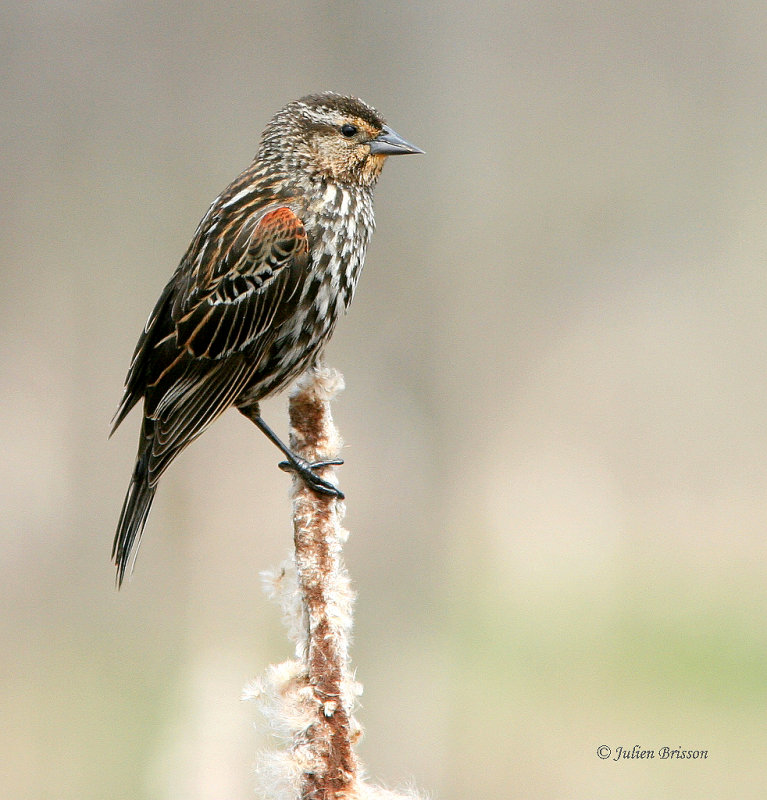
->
[314,458,344,468]
[278,457,344,499]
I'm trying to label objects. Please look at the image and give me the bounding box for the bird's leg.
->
[238,404,344,499]
[259,416,345,499]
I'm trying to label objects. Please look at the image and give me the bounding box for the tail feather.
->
[113,446,156,587]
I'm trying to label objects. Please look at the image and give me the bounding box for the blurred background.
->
[2,2,767,798]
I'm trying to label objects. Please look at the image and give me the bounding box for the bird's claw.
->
[278,456,345,499]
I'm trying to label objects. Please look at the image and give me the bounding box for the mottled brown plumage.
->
[111,92,422,585]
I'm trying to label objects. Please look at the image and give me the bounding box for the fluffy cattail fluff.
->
[243,367,426,800]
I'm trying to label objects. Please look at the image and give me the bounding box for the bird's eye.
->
[340,124,358,138]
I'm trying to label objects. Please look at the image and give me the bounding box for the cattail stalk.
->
[286,365,357,798]
[244,366,424,800]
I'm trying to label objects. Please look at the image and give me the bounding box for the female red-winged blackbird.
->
[111,92,422,585]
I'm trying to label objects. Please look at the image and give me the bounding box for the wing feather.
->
[147,357,255,483]
[175,206,308,361]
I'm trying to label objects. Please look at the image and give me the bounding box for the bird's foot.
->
[278,455,345,499]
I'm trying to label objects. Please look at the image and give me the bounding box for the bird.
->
[111,92,423,585]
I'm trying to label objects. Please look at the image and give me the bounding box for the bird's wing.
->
[174,205,308,360]
[138,205,310,482]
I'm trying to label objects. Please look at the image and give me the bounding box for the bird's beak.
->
[368,125,424,156]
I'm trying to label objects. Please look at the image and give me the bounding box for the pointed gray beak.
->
[368,124,425,156]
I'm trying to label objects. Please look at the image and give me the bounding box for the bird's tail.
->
[113,443,156,587]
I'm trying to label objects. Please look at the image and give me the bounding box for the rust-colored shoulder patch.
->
[258,207,309,255]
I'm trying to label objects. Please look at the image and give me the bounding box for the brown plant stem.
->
[287,367,358,800]
[246,366,424,800]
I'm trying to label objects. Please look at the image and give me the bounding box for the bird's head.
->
[259,92,423,188]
